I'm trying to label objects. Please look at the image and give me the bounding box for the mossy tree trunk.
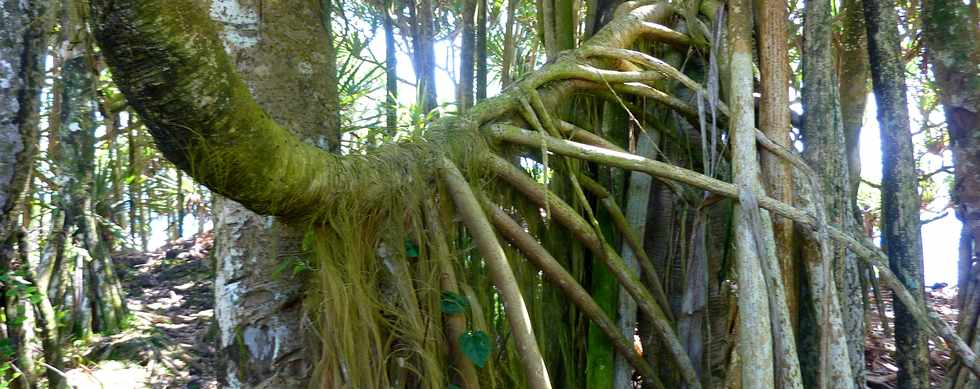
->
[799,0,861,386]
[922,1,980,388]
[863,1,930,387]
[459,0,477,111]
[1,1,48,385]
[0,0,45,240]
[51,19,127,335]
[205,0,340,386]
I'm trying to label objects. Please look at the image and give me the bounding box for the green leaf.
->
[448,385,462,389]
[459,330,491,368]
[271,258,294,279]
[302,229,316,252]
[440,291,469,315]
[405,240,419,258]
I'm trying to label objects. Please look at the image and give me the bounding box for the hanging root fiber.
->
[89,0,980,387]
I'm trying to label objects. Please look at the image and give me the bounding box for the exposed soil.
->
[64,233,217,389]
[865,286,959,388]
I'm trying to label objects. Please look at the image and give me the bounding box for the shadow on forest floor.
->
[64,232,217,389]
[865,286,958,388]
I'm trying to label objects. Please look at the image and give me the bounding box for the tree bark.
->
[0,1,47,381]
[0,0,47,241]
[384,0,398,136]
[800,0,859,386]
[411,0,439,114]
[459,0,477,110]
[754,0,798,329]
[476,0,488,101]
[729,2,780,387]
[205,0,340,386]
[501,0,519,86]
[863,1,930,388]
[922,1,980,387]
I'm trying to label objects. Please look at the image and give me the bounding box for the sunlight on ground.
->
[66,360,146,389]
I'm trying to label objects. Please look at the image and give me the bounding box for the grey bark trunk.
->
[613,130,658,389]
[207,0,340,386]
[410,0,438,114]
[0,0,47,241]
[0,2,47,382]
[383,0,398,136]
[476,0,488,102]
[459,0,476,110]
[800,0,860,386]
[863,1,930,387]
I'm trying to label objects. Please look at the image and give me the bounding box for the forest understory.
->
[3,0,978,387]
[51,231,955,389]
[62,233,216,389]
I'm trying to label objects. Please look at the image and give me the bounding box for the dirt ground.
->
[865,285,959,388]
[65,233,217,389]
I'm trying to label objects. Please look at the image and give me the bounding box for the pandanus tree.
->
[89,0,980,387]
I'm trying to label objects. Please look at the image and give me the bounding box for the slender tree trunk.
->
[501,0,519,86]
[614,130,659,389]
[476,0,488,102]
[863,2,930,388]
[754,0,798,328]
[16,225,66,389]
[76,73,127,332]
[553,0,575,52]
[176,169,184,238]
[729,2,775,387]
[838,6,873,378]
[800,0,858,386]
[839,0,869,213]
[459,0,477,111]
[587,104,625,389]
[384,0,398,136]
[539,0,558,59]
[126,119,144,249]
[411,0,438,114]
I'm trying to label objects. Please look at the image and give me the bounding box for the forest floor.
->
[865,285,959,388]
[63,232,217,389]
[58,230,961,388]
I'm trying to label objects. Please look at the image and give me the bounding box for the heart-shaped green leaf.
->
[459,330,491,368]
[440,291,469,315]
